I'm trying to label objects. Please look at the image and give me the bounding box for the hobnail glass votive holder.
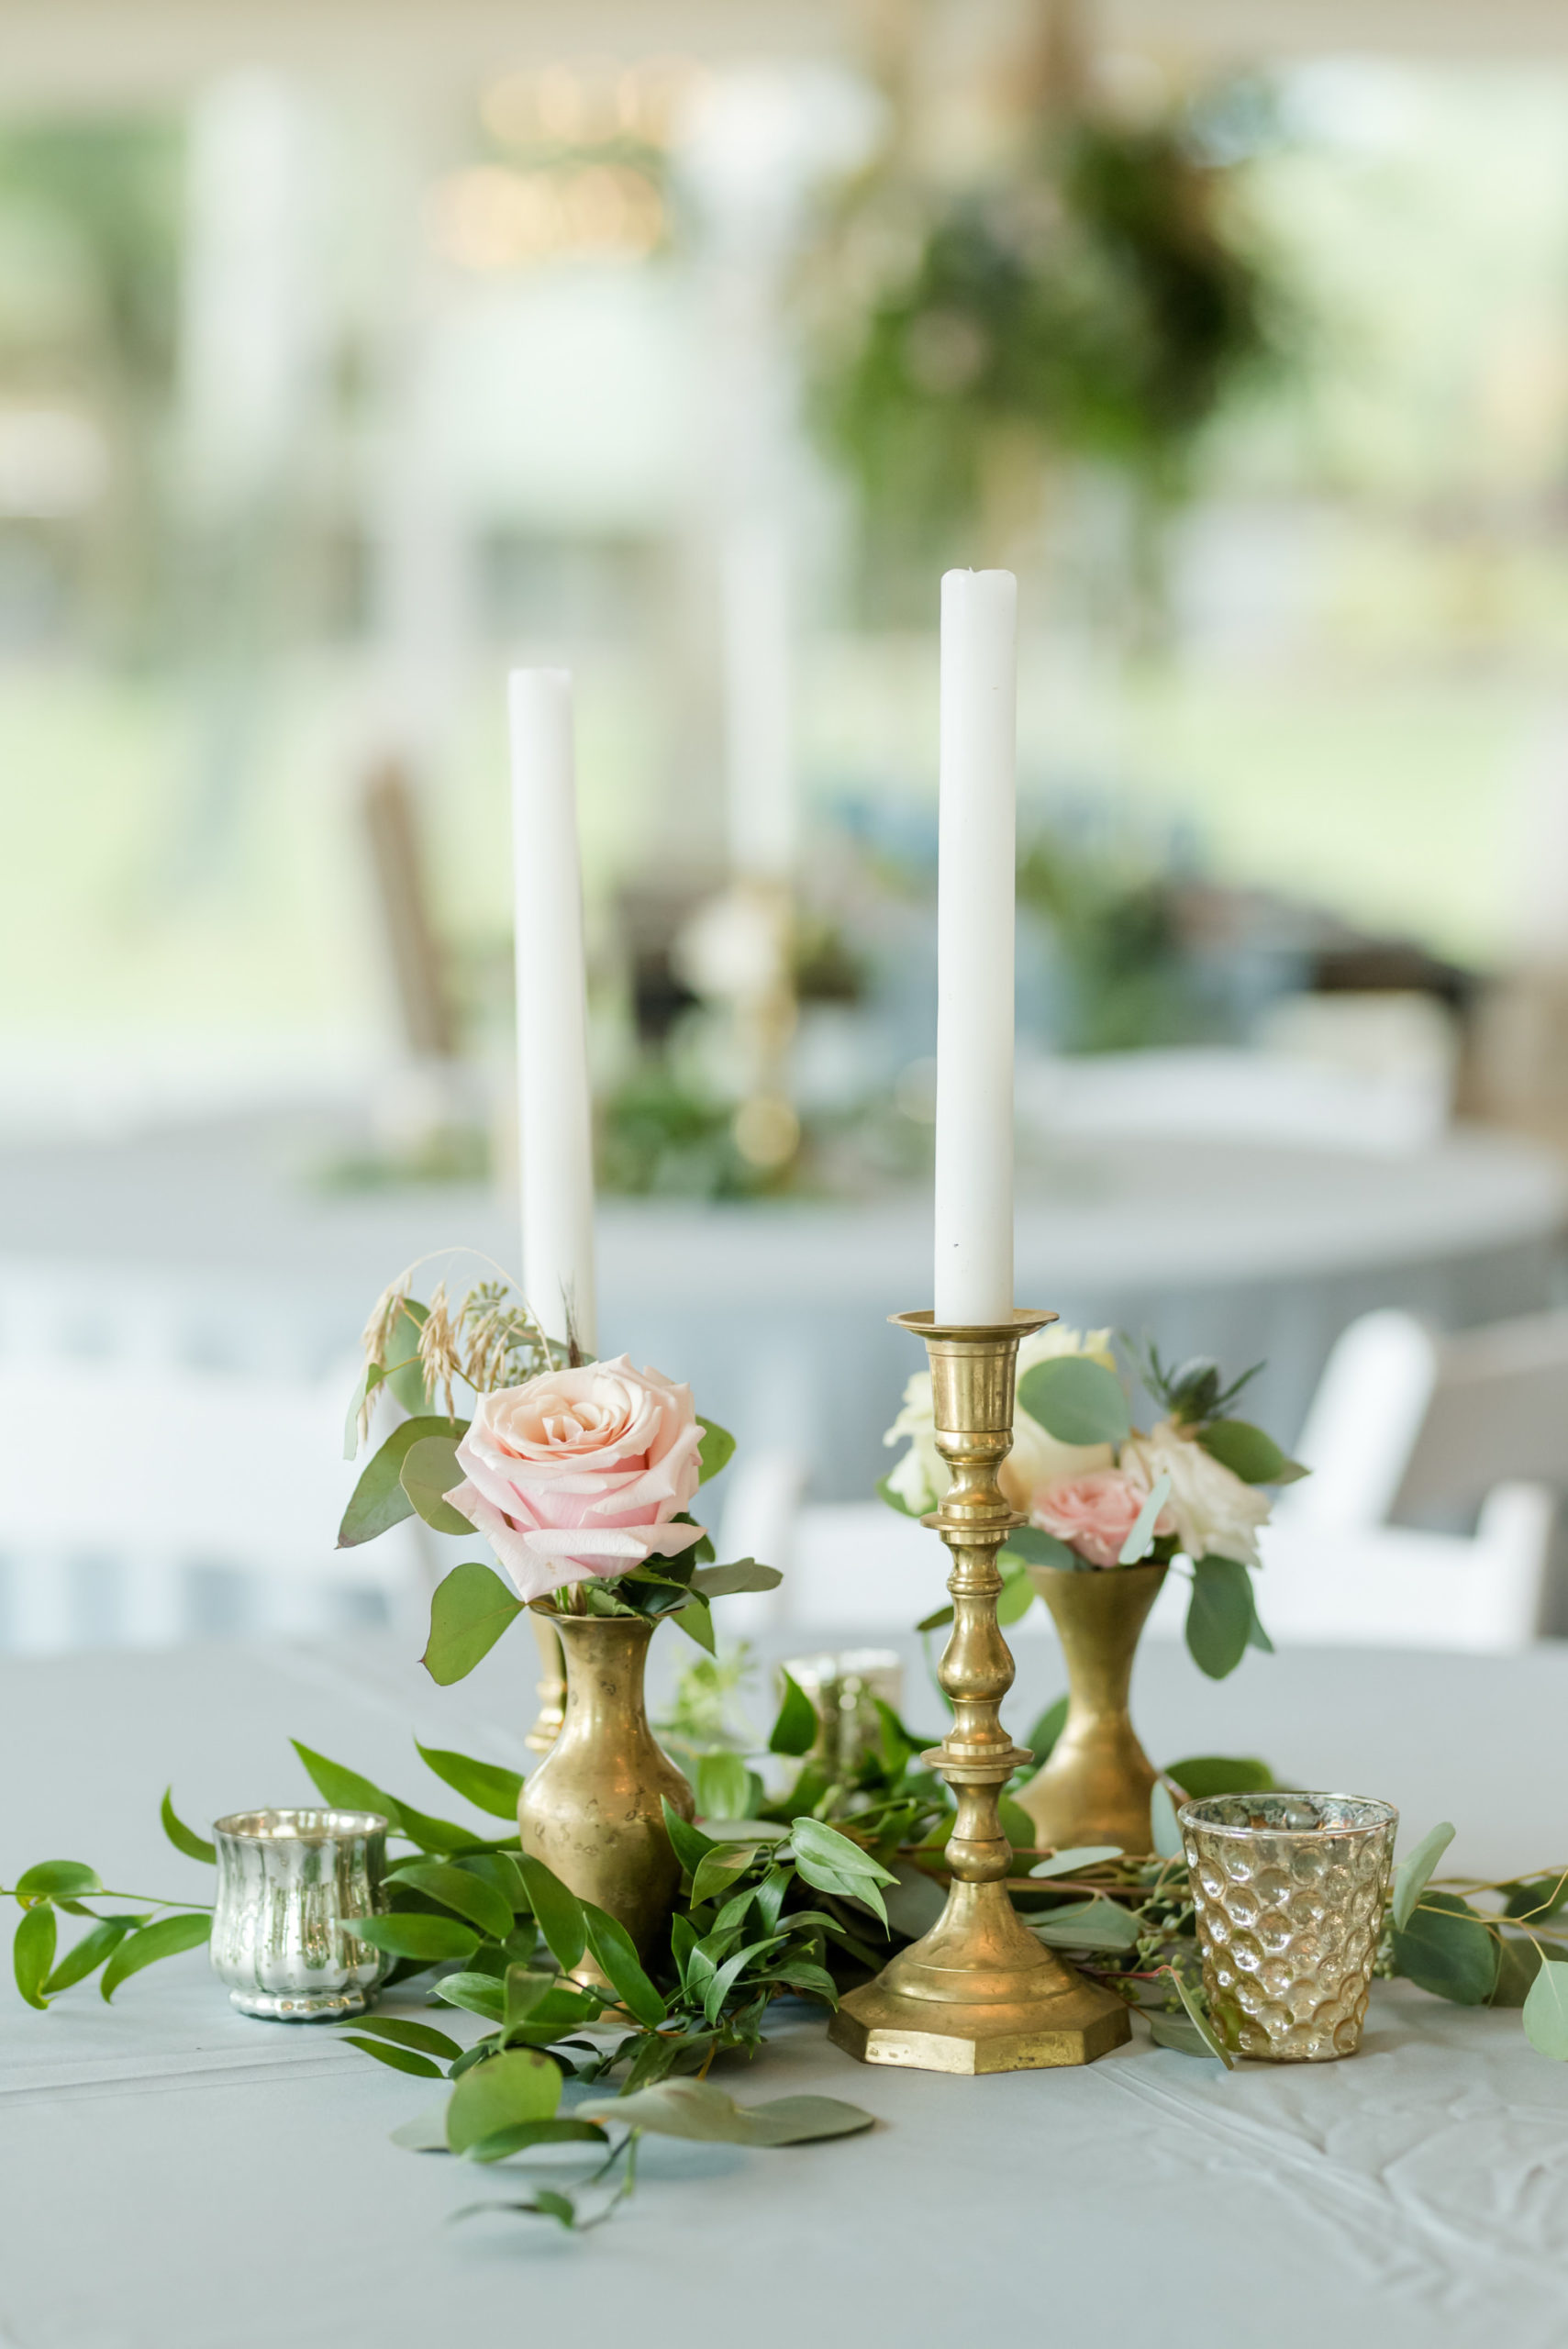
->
[1180,1792,1398,2062]
[779,1650,904,1771]
[211,1808,390,2021]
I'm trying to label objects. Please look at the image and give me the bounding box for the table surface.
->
[4,1109,1563,1296]
[4,1629,1568,2349]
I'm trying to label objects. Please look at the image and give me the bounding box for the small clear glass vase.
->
[211,1808,390,2021]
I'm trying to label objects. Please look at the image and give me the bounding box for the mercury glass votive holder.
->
[780,1650,904,1772]
[1180,1792,1398,2062]
[211,1808,390,2021]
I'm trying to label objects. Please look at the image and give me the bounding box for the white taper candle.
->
[933,569,1017,1326]
[509,668,598,1355]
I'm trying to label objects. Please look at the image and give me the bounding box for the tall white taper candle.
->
[509,668,598,1354]
[933,569,1017,1326]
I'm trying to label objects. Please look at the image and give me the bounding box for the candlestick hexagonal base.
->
[828,1966,1130,2075]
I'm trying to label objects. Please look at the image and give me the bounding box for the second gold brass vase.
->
[1016,1563,1167,1856]
[517,1608,695,1959]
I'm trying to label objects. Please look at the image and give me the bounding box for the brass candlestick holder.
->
[829,1309,1132,2076]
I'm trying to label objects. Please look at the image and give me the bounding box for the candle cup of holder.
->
[780,1650,904,1774]
[211,1808,390,2021]
[518,1607,695,1964]
[829,1310,1131,2076]
[1181,1792,1398,2061]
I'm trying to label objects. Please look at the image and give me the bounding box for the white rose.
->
[1120,1419,1271,1567]
[883,1328,1118,1516]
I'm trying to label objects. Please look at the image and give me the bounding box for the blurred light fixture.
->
[428,161,664,270]
[481,52,709,150]
[0,408,108,518]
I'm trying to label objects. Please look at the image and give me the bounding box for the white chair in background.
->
[0,1356,429,1653]
[775,1301,1568,1655]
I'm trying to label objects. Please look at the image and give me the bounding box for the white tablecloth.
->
[4,1629,1568,2349]
[1,1111,1563,1498]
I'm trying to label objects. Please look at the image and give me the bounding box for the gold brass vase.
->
[828,1310,1130,2076]
[1017,1563,1166,1856]
[517,1609,695,1959]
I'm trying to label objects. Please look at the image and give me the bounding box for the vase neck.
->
[550,1610,658,1750]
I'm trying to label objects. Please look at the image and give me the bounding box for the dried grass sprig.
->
[417,1282,466,1420]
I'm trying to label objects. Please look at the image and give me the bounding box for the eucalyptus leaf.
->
[338,1413,468,1549]
[343,1360,388,1459]
[577,2078,875,2146]
[100,1909,211,2001]
[421,1564,526,1687]
[1150,1780,1184,1861]
[413,1743,525,1822]
[1165,1755,1276,1801]
[688,1559,783,1599]
[1392,1821,1456,1933]
[1521,1952,1568,2054]
[673,1595,717,1654]
[1184,1556,1257,1681]
[1147,2011,1219,2057]
[1016,1354,1130,1447]
[998,1795,1037,1853]
[1169,1972,1235,2067]
[1000,1524,1077,1570]
[1199,1419,1307,1486]
[768,1672,818,1759]
[695,1418,737,1484]
[13,1904,56,2007]
[389,2103,452,2152]
[916,1603,954,1632]
[1034,1897,1141,1951]
[387,1863,513,1944]
[399,1436,473,1537]
[462,2119,609,2164]
[16,1860,103,1903]
[1029,1845,1124,1879]
[1118,1470,1172,1566]
[515,1857,586,1972]
[1392,1891,1498,2006]
[446,2048,562,2154]
[383,1300,431,1416]
[351,1914,480,1965]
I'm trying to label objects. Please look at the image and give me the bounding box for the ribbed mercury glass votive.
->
[211,1808,390,2021]
[1180,1792,1398,2061]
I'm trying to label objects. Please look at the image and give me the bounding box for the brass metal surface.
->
[524,1612,567,1753]
[1016,1564,1167,1855]
[829,1308,1131,2075]
[517,1609,695,1959]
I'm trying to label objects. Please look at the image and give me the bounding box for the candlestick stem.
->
[828,1309,1132,2074]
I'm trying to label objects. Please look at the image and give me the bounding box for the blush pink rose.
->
[445,1355,706,1603]
[1031,1469,1172,1570]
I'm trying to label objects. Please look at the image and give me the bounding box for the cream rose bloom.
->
[1119,1419,1270,1567]
[445,1355,706,1603]
[883,1327,1118,1517]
